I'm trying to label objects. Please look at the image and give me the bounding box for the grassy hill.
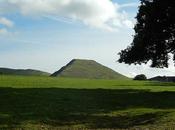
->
[51,59,129,79]
[0,68,50,76]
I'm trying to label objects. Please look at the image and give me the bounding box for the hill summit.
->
[51,59,128,79]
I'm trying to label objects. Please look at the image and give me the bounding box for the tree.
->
[118,0,175,68]
[134,74,147,80]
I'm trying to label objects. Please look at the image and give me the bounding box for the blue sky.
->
[0,0,174,78]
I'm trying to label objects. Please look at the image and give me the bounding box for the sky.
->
[0,0,175,78]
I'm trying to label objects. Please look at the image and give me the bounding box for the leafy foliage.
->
[134,74,147,80]
[118,0,175,68]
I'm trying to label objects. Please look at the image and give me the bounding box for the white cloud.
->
[119,3,139,8]
[0,28,16,36]
[0,28,8,35]
[0,17,14,27]
[123,20,134,29]
[0,17,14,36]
[0,0,135,31]
[43,15,74,24]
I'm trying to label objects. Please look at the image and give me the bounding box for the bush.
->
[134,74,147,80]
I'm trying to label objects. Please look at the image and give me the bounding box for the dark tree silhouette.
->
[134,74,147,80]
[118,0,175,68]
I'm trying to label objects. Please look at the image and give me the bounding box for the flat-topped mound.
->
[0,68,50,76]
[51,59,129,79]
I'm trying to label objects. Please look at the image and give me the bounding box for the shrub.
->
[134,74,147,80]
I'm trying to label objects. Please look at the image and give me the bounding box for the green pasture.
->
[0,75,175,129]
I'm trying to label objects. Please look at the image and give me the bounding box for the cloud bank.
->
[0,0,136,31]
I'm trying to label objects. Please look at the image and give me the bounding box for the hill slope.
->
[0,68,50,76]
[51,59,129,79]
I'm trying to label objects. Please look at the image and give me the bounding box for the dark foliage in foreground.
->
[134,74,147,80]
[119,0,175,68]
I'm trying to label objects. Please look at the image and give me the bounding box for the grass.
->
[1,75,175,129]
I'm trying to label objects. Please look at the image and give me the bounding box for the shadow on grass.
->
[0,88,174,129]
[145,81,175,86]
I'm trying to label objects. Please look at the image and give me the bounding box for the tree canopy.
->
[133,74,147,80]
[118,0,175,68]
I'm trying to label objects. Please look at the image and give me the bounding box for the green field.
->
[1,76,175,129]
